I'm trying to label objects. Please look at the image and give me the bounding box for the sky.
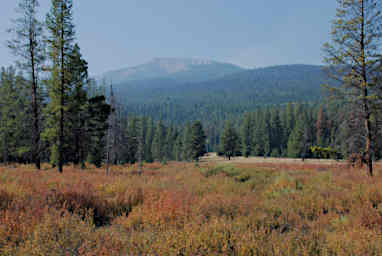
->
[0,0,337,76]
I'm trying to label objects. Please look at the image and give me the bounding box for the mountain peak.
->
[152,57,214,66]
[101,58,243,84]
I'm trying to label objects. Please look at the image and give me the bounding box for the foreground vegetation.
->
[0,161,382,255]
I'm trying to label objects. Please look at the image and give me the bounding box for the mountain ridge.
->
[99,57,245,84]
[107,64,330,126]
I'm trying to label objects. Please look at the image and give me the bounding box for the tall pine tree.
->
[45,0,75,173]
[7,0,45,169]
[190,121,206,162]
[220,120,239,160]
[323,0,382,176]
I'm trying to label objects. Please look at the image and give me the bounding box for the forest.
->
[2,0,380,173]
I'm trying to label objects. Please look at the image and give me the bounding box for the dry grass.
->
[202,152,345,165]
[1,161,382,255]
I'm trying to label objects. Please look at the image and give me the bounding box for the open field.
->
[1,161,382,255]
[203,152,348,165]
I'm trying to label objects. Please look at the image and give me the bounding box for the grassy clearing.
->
[202,152,346,165]
[0,161,382,255]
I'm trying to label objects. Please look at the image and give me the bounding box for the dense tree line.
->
[119,65,327,152]
[0,62,111,170]
[105,96,207,165]
[218,102,382,161]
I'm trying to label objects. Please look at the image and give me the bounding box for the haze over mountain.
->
[102,62,330,125]
[100,58,245,84]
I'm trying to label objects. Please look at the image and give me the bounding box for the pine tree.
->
[87,96,111,168]
[152,120,166,162]
[190,121,207,162]
[174,130,184,161]
[280,107,289,155]
[0,67,30,164]
[137,117,146,173]
[252,110,266,156]
[45,0,75,173]
[286,103,295,137]
[107,84,122,165]
[241,113,253,157]
[126,117,139,164]
[66,44,88,166]
[182,122,193,161]
[287,106,314,159]
[262,109,271,157]
[7,0,45,169]
[323,0,382,176]
[303,107,315,158]
[165,125,175,161]
[145,117,154,163]
[270,108,283,156]
[316,105,329,147]
[287,107,306,158]
[220,120,239,160]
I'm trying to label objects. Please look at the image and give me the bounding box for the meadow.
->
[1,159,382,255]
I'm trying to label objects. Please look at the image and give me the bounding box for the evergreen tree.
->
[303,107,315,158]
[270,108,283,156]
[0,67,30,164]
[182,122,193,161]
[323,0,382,176]
[286,106,314,159]
[287,107,306,158]
[316,105,329,147]
[262,109,271,157]
[174,130,184,161]
[165,125,175,161]
[286,103,295,137]
[241,113,253,157]
[137,117,146,173]
[45,0,75,172]
[252,110,264,156]
[66,44,88,166]
[87,96,111,168]
[190,121,207,162]
[152,120,166,162]
[7,0,45,169]
[145,117,154,163]
[220,120,239,160]
[126,117,139,164]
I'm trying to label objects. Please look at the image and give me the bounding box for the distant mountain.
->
[100,58,245,84]
[110,64,331,125]
[115,64,328,103]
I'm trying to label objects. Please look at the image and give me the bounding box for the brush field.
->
[1,160,382,255]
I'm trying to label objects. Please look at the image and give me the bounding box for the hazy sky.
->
[0,0,337,75]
